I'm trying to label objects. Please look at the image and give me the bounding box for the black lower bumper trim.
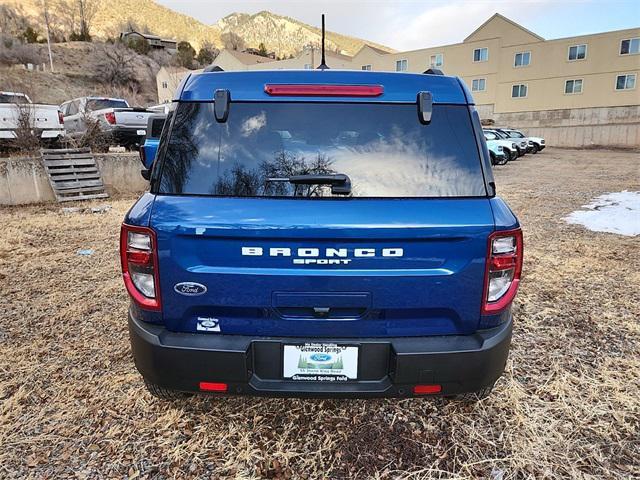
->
[128,312,512,398]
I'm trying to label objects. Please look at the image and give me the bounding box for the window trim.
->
[471,78,486,92]
[615,73,637,91]
[395,59,408,72]
[619,37,640,56]
[567,44,587,62]
[564,78,583,95]
[429,53,444,67]
[511,83,528,99]
[473,47,489,63]
[513,50,531,68]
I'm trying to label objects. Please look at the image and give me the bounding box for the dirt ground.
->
[0,148,638,479]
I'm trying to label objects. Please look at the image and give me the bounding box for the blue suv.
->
[120,69,523,400]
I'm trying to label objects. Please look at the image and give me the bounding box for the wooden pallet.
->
[41,148,109,202]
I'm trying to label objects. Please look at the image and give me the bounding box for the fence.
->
[0,153,148,205]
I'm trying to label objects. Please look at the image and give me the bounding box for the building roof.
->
[226,49,277,65]
[363,44,390,55]
[464,13,544,43]
[121,31,177,44]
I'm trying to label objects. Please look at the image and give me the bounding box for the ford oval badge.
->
[174,282,207,296]
[310,353,332,362]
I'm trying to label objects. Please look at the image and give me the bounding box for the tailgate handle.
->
[313,307,331,318]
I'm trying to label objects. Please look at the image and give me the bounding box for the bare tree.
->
[221,32,245,51]
[77,0,98,40]
[96,43,137,86]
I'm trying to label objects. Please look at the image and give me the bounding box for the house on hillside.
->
[120,31,177,53]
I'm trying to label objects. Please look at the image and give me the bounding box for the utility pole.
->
[42,0,54,72]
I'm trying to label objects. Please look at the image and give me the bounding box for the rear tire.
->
[447,385,494,402]
[144,379,191,400]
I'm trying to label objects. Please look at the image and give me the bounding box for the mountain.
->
[216,11,394,57]
[0,0,393,57]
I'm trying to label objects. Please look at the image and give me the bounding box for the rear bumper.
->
[106,127,145,146]
[129,312,512,398]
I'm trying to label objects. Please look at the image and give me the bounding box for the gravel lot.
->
[0,148,638,479]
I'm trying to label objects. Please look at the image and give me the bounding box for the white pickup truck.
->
[0,91,65,146]
[60,96,154,149]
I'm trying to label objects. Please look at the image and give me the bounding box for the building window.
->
[616,74,636,90]
[396,59,408,71]
[471,78,486,92]
[568,44,587,61]
[361,64,372,71]
[620,38,640,55]
[473,47,488,62]
[161,81,168,89]
[430,53,443,67]
[564,79,583,94]
[303,64,312,70]
[514,51,531,67]
[512,84,527,98]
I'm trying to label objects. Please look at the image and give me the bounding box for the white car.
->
[0,91,65,146]
[500,128,546,153]
[60,96,155,149]
[484,131,518,162]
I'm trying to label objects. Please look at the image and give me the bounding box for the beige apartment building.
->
[157,14,640,147]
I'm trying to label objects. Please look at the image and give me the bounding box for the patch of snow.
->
[564,191,640,236]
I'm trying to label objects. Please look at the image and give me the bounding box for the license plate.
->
[136,129,146,136]
[283,343,358,381]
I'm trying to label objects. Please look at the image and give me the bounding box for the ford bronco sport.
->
[120,69,523,400]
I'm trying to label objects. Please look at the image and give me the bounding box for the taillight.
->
[120,224,161,310]
[482,228,523,315]
[58,110,64,125]
[105,112,116,125]
[139,146,147,167]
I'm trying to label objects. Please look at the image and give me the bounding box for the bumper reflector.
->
[199,381,228,392]
[413,384,442,395]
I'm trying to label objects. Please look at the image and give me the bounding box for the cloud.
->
[379,1,554,50]
[240,111,267,136]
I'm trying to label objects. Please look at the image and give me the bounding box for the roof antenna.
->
[317,14,329,70]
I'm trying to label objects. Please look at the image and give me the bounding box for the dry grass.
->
[0,148,638,479]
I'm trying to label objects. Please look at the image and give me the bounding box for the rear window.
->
[157,102,486,198]
[86,99,129,111]
[0,94,29,104]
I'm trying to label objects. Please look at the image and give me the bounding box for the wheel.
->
[499,153,509,165]
[447,385,494,402]
[510,150,518,161]
[144,379,192,400]
[489,151,497,165]
[531,143,539,154]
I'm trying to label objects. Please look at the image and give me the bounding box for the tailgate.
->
[113,109,151,129]
[151,196,495,338]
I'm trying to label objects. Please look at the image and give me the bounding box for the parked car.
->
[499,128,546,153]
[485,137,507,165]
[121,69,523,401]
[484,131,518,163]
[486,128,527,157]
[60,96,154,149]
[146,103,171,114]
[0,91,64,147]
[139,114,166,171]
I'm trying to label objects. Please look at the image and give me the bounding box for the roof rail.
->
[203,65,224,72]
[423,68,444,75]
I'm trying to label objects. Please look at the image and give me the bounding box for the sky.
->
[156,0,640,51]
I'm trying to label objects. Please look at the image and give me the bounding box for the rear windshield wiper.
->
[267,173,352,195]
